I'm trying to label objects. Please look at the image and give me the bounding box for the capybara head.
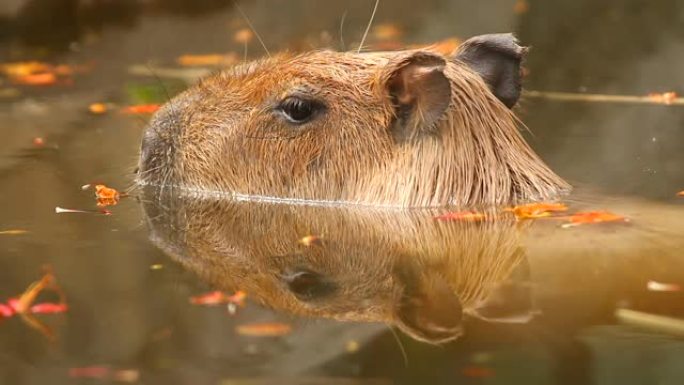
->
[137,33,570,207]
[142,188,533,344]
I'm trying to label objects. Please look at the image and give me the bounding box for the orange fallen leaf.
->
[121,104,160,115]
[298,235,322,246]
[236,322,292,337]
[562,211,628,228]
[95,185,120,199]
[372,23,403,41]
[190,290,246,307]
[88,103,108,114]
[177,53,238,67]
[647,92,678,105]
[462,365,494,378]
[13,72,58,86]
[647,280,681,292]
[434,211,487,222]
[0,229,28,235]
[513,0,529,14]
[32,137,45,147]
[677,191,684,197]
[506,202,568,220]
[0,61,52,77]
[234,28,254,44]
[0,268,67,339]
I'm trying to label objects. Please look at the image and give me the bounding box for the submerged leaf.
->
[235,322,292,337]
[647,280,681,292]
[434,211,487,222]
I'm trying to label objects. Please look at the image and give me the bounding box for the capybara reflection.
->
[142,190,530,344]
[137,33,569,207]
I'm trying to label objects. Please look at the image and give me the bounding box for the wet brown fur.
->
[137,43,569,207]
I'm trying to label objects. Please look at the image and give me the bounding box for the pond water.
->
[1,1,684,384]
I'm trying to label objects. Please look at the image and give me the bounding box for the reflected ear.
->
[453,33,527,109]
[394,268,463,344]
[382,52,451,142]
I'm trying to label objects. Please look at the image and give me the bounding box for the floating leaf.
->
[513,0,529,14]
[0,229,28,235]
[0,303,14,318]
[235,322,292,337]
[506,202,568,220]
[372,23,403,41]
[233,28,254,44]
[33,137,45,147]
[0,61,52,77]
[121,104,161,115]
[30,302,68,314]
[561,211,628,228]
[462,366,494,378]
[88,103,108,114]
[190,290,246,307]
[434,211,487,222]
[13,72,58,86]
[94,184,121,207]
[677,191,684,197]
[177,53,238,67]
[647,280,681,292]
[646,92,678,105]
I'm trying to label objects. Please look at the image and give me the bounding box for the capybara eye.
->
[277,96,322,124]
[282,269,336,301]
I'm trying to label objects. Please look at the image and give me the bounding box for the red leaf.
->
[30,302,68,314]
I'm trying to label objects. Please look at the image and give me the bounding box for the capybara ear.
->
[383,52,451,141]
[394,267,463,344]
[454,33,527,109]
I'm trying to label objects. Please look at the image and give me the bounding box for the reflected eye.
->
[282,269,336,301]
[278,97,323,124]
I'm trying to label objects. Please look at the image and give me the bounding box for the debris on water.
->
[32,137,45,147]
[233,28,254,44]
[235,322,292,337]
[513,0,529,14]
[616,308,684,338]
[0,267,68,340]
[94,184,121,207]
[55,207,112,215]
[506,202,568,220]
[561,211,629,228]
[677,190,684,197]
[149,264,164,270]
[434,210,487,222]
[646,91,678,105]
[345,340,360,353]
[69,366,140,383]
[189,290,246,307]
[121,104,160,115]
[647,280,681,292]
[88,103,108,114]
[461,365,494,378]
[176,53,238,67]
[0,229,29,235]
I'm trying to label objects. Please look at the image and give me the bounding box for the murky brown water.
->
[1,1,684,384]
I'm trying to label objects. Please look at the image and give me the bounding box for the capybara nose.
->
[137,99,185,185]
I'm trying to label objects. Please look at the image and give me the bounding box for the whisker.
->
[232,0,271,57]
[386,322,409,367]
[357,0,380,54]
[339,10,348,51]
